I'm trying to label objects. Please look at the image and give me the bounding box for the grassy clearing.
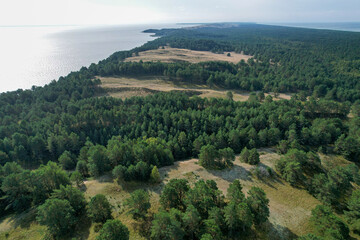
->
[99,76,292,101]
[1,150,344,239]
[80,149,320,239]
[124,47,253,64]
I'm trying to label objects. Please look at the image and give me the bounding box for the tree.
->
[50,185,87,216]
[70,171,84,188]
[31,161,71,205]
[226,91,233,100]
[96,219,129,240]
[310,205,349,240]
[150,209,184,240]
[227,179,245,204]
[248,148,260,165]
[308,173,337,204]
[88,194,112,223]
[208,207,226,233]
[1,170,33,212]
[200,233,213,240]
[203,218,223,240]
[88,145,111,177]
[37,199,75,237]
[224,201,253,236]
[257,91,265,102]
[199,144,218,169]
[0,151,9,166]
[240,147,250,163]
[283,160,303,185]
[265,95,273,103]
[160,179,189,211]
[76,160,89,177]
[112,165,127,182]
[345,190,360,233]
[182,204,201,239]
[218,147,235,168]
[125,190,151,221]
[246,187,270,225]
[58,150,75,170]
[150,166,161,183]
[297,234,323,240]
[185,180,223,218]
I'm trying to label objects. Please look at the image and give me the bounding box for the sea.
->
[0,24,186,93]
[1,22,360,93]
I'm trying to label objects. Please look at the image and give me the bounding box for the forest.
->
[1,23,360,239]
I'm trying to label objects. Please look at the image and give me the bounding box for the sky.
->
[1,0,360,26]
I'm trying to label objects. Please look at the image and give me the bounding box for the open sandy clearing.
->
[99,76,292,101]
[78,149,319,239]
[125,47,253,64]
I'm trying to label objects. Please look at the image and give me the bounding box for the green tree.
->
[31,161,71,204]
[283,160,303,185]
[182,204,201,239]
[297,234,323,240]
[218,147,235,168]
[58,150,75,170]
[227,179,245,204]
[224,201,253,236]
[76,160,89,177]
[70,171,84,188]
[112,165,127,182]
[226,91,233,100]
[51,185,87,216]
[310,205,349,240]
[185,180,224,219]
[88,145,111,177]
[199,144,218,169]
[345,190,360,233]
[240,147,250,163]
[248,148,260,165]
[88,194,112,223]
[160,179,189,211]
[246,187,270,225]
[203,218,223,240]
[37,198,75,237]
[200,233,213,240]
[150,166,161,183]
[96,219,129,240]
[1,170,32,211]
[125,190,151,221]
[150,209,184,240]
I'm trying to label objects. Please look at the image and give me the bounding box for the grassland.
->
[99,76,292,101]
[124,47,253,64]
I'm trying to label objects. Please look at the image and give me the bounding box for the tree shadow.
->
[208,164,253,182]
[96,173,113,183]
[252,162,285,189]
[262,221,298,240]
[4,208,37,229]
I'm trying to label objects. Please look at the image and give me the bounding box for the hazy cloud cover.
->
[1,0,360,25]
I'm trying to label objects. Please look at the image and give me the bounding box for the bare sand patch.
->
[99,76,292,101]
[125,47,253,64]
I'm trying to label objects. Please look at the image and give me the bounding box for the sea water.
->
[0,24,181,93]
